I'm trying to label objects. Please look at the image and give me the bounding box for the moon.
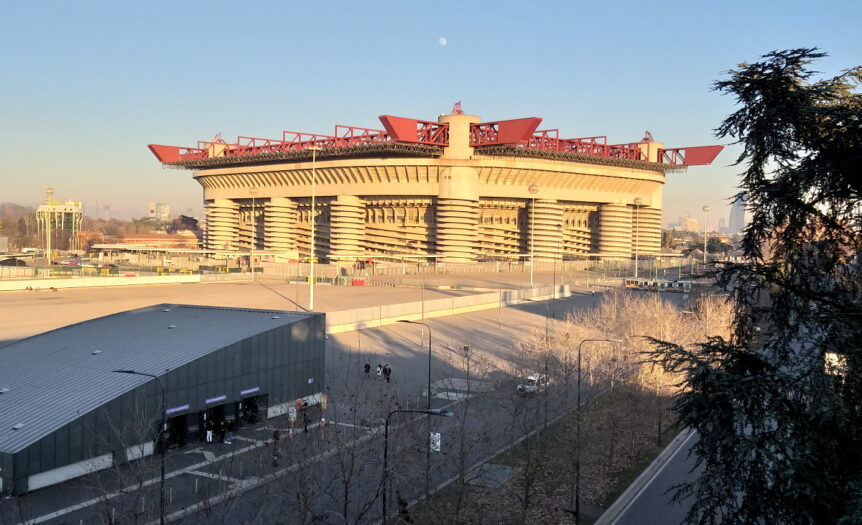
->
[438,37,447,47]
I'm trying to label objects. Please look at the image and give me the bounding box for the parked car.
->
[516,373,549,395]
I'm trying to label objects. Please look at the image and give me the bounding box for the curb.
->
[594,427,695,525]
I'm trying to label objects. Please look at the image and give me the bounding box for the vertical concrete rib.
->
[598,203,632,256]
[205,199,239,250]
[329,195,365,260]
[264,197,297,252]
[528,199,564,261]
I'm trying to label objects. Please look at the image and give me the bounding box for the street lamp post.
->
[573,338,622,525]
[249,186,258,281]
[113,369,168,525]
[633,198,642,280]
[382,408,453,525]
[396,319,435,502]
[702,205,710,268]
[309,147,321,311]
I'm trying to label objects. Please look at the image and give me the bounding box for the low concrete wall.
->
[0,274,201,291]
[327,285,570,333]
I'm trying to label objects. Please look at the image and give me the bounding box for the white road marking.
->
[608,429,697,525]
[232,435,261,443]
[331,421,372,430]
[187,470,242,484]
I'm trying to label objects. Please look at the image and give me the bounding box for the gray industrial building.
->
[0,304,325,495]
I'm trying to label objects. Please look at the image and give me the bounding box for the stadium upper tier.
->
[148,111,722,262]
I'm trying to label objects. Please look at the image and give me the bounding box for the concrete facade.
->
[164,114,672,263]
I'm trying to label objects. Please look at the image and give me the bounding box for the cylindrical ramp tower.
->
[529,199,564,261]
[597,203,632,257]
[205,199,239,250]
[264,197,298,252]
[435,197,479,263]
[329,195,365,260]
[634,206,662,255]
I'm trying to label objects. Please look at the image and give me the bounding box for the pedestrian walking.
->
[364,362,371,376]
[303,411,310,433]
[225,420,234,444]
[384,364,391,383]
[218,420,226,442]
[205,419,213,444]
[272,428,281,466]
[397,490,413,523]
[376,363,383,379]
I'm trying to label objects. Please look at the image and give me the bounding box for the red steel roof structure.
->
[148,114,723,169]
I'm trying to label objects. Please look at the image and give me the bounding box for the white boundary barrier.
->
[0,274,201,291]
[326,285,570,334]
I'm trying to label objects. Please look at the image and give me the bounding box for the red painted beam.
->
[658,145,724,166]
[495,118,542,144]
[147,144,207,163]
[470,118,542,146]
[378,116,448,145]
[148,144,181,163]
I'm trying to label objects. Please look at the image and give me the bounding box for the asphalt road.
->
[600,429,701,525]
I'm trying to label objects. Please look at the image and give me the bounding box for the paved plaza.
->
[0,270,604,523]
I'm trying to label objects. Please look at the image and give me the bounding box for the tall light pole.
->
[573,338,622,525]
[382,408,453,524]
[113,369,167,525]
[396,319,434,501]
[633,198,642,280]
[308,146,321,311]
[702,205,710,267]
[528,184,538,288]
[397,320,432,409]
[249,186,258,281]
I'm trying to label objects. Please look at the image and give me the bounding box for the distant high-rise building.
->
[36,188,84,250]
[684,218,699,232]
[147,202,171,221]
[718,218,727,233]
[728,194,747,234]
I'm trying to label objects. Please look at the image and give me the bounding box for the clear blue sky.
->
[1,0,859,227]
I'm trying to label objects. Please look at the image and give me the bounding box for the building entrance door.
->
[167,414,188,448]
[239,394,268,424]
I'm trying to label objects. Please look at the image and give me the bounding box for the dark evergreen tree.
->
[648,49,862,524]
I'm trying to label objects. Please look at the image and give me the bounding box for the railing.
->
[149,116,450,164]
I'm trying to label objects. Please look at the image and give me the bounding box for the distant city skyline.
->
[1,1,858,229]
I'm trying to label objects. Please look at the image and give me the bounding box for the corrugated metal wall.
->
[6,313,324,494]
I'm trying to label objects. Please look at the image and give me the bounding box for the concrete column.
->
[264,197,297,252]
[435,113,482,262]
[205,199,239,250]
[635,141,665,163]
[438,113,480,159]
[528,199,564,261]
[329,195,365,260]
[597,203,632,257]
[436,166,479,262]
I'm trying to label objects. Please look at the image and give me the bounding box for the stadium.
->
[148,106,721,263]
